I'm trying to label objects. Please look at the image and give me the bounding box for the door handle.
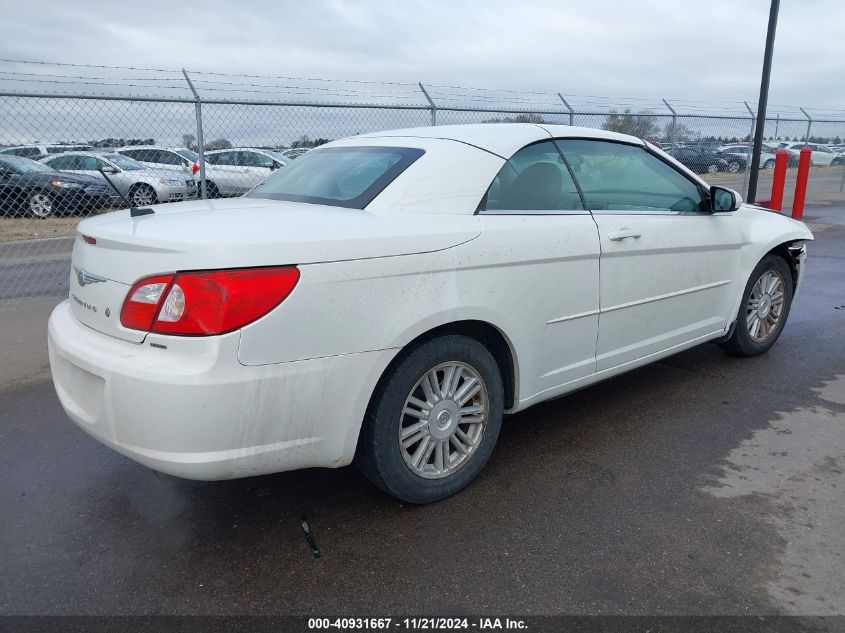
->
[607,228,642,241]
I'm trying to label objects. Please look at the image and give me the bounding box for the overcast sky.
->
[0,0,843,114]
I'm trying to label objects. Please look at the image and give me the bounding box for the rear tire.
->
[356,335,504,504]
[764,159,775,170]
[720,254,794,357]
[727,161,741,173]
[205,182,220,199]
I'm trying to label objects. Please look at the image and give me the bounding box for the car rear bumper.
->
[48,301,394,480]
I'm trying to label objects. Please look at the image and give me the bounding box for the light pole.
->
[747,0,780,203]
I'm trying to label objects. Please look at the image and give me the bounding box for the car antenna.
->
[97,168,154,217]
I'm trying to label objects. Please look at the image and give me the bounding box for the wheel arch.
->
[766,239,806,289]
[369,318,519,415]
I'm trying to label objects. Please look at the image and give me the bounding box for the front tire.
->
[764,159,775,170]
[356,335,504,504]
[129,184,157,206]
[706,164,719,174]
[720,254,794,357]
[27,191,55,218]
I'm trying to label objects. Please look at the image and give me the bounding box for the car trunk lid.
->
[69,198,480,342]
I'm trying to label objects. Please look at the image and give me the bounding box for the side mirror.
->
[710,186,742,212]
[105,167,120,174]
[269,162,280,170]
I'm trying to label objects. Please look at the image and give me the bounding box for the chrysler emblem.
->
[73,266,107,287]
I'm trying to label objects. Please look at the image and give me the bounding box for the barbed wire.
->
[0,59,843,119]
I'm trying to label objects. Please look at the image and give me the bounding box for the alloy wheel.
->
[28,192,53,218]
[746,269,786,342]
[131,186,154,206]
[399,361,489,479]
[707,164,719,174]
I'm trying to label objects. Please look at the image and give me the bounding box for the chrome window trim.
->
[481,208,590,216]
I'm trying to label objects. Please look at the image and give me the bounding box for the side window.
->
[215,151,237,166]
[120,149,140,161]
[20,147,41,158]
[48,156,78,170]
[238,151,274,168]
[204,152,220,165]
[77,156,106,170]
[556,140,706,213]
[152,150,178,165]
[482,141,583,212]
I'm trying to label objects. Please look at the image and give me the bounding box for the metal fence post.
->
[739,102,757,197]
[182,69,207,199]
[663,99,677,147]
[418,83,437,126]
[558,93,574,126]
[800,107,812,142]
[774,113,780,140]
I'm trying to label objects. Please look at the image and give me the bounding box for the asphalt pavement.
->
[0,208,843,616]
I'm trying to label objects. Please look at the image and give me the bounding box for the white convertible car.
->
[48,124,812,503]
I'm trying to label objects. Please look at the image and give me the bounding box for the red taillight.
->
[192,163,199,175]
[81,234,97,245]
[120,267,299,336]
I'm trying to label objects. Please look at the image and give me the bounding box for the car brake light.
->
[120,267,299,336]
[192,163,199,175]
[81,234,97,245]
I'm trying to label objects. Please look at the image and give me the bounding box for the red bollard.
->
[791,146,812,220]
[769,150,789,212]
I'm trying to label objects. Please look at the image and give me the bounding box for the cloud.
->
[0,0,842,110]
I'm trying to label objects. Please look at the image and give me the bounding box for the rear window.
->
[246,146,424,209]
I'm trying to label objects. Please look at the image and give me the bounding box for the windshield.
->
[0,155,54,174]
[176,149,198,162]
[103,153,146,171]
[246,146,424,209]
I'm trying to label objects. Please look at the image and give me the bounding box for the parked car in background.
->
[714,151,748,173]
[665,147,729,174]
[719,143,798,169]
[0,155,114,218]
[776,142,843,166]
[281,147,310,160]
[114,146,200,178]
[49,123,812,503]
[0,144,95,159]
[203,148,287,195]
[41,152,197,206]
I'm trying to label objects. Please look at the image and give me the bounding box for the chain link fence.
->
[2,61,845,303]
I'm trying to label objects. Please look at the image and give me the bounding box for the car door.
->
[236,151,276,191]
[478,140,601,395]
[555,138,744,372]
[0,162,21,213]
[204,150,242,194]
[675,148,699,172]
[76,156,132,195]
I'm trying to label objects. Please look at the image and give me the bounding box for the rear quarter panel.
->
[237,214,602,408]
